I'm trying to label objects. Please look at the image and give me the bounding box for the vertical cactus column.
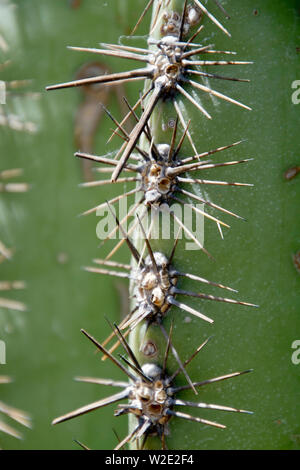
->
[126,0,300,450]
[44,0,300,450]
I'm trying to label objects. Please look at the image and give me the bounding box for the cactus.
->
[125,0,300,450]
[1,0,299,450]
[126,0,255,449]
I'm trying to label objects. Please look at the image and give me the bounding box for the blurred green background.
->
[0,0,299,450]
[0,0,145,450]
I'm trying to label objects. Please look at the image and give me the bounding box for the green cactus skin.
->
[127,0,300,450]
[0,0,299,450]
